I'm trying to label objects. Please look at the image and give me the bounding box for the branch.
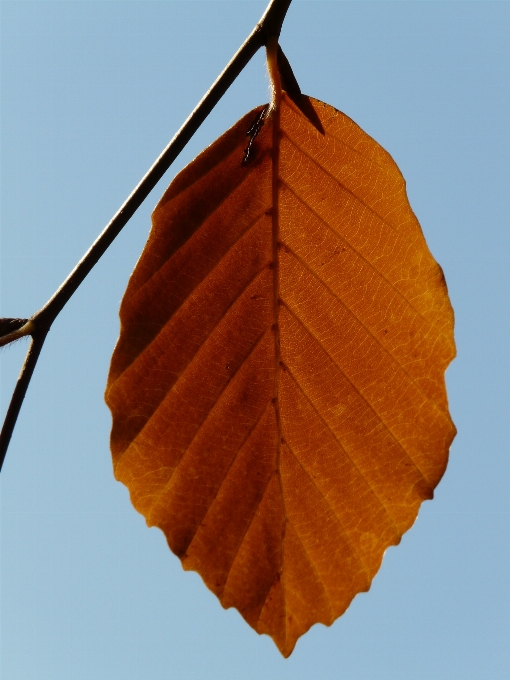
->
[0,333,47,471]
[0,0,293,471]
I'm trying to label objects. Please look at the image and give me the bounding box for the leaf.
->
[105,88,455,656]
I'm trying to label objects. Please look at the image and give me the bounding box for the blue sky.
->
[1,2,509,678]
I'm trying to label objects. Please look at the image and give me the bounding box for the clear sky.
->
[1,1,509,678]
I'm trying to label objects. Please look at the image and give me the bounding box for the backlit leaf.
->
[105,86,455,656]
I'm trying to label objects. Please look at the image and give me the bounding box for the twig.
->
[0,333,47,470]
[0,0,293,471]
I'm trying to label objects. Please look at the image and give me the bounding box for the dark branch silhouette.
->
[0,0,294,471]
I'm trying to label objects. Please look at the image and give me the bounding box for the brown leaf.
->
[105,92,456,656]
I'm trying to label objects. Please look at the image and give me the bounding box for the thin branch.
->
[0,320,35,348]
[0,318,29,337]
[0,333,47,471]
[34,0,292,329]
[0,0,293,471]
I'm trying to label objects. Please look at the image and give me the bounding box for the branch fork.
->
[0,0,294,470]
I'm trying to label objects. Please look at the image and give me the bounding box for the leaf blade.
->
[105,93,456,657]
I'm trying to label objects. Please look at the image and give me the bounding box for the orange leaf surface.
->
[105,86,456,656]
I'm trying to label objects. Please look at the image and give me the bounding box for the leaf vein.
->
[223,471,279,597]
[281,180,446,339]
[285,441,371,589]
[286,519,333,622]
[282,299,432,486]
[284,99,390,173]
[146,327,271,524]
[115,265,270,461]
[282,242,448,415]
[282,363,403,540]
[282,132,398,233]
[185,398,273,556]
[114,209,272,382]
